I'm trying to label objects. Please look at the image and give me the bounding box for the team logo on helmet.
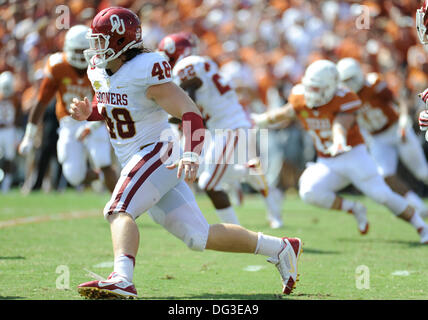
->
[110,14,125,35]
[163,37,176,54]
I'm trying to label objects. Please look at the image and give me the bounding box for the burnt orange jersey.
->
[37,52,93,120]
[290,84,364,158]
[356,73,399,135]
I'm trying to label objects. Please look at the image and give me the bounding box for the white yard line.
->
[0,210,101,229]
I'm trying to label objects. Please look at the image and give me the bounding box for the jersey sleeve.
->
[136,52,172,89]
[369,74,395,103]
[36,54,60,105]
[287,84,305,112]
[337,89,362,113]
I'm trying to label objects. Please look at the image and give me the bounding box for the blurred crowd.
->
[1,0,428,194]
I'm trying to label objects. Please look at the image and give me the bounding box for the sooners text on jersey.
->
[87,52,174,166]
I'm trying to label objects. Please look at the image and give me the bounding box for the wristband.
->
[182,112,205,155]
[182,151,200,163]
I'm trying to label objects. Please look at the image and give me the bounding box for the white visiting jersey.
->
[87,52,174,166]
[173,55,251,130]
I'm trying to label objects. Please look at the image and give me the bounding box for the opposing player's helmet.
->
[157,33,194,68]
[417,0,428,45]
[84,6,143,68]
[64,25,90,69]
[336,58,365,93]
[0,71,14,98]
[178,31,199,55]
[302,60,339,108]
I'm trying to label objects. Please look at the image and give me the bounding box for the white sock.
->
[254,232,284,257]
[114,254,135,282]
[216,207,240,225]
[410,212,427,231]
[340,198,356,213]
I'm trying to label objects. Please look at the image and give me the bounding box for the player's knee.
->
[299,187,334,209]
[183,228,208,251]
[413,167,428,184]
[62,164,86,186]
[299,187,320,205]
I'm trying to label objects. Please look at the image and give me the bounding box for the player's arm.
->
[251,103,296,128]
[328,112,356,156]
[19,76,57,156]
[384,86,411,140]
[179,77,202,102]
[146,81,205,183]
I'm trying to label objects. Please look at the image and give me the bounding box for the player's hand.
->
[18,136,34,156]
[419,110,428,131]
[75,125,91,141]
[166,152,199,183]
[327,143,351,157]
[250,113,269,128]
[18,123,37,156]
[70,97,91,121]
[398,113,410,143]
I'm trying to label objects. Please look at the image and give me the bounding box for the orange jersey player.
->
[19,25,117,192]
[252,59,428,243]
[337,58,428,218]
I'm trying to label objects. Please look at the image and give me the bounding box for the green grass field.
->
[1,189,428,300]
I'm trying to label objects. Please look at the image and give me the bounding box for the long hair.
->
[124,46,152,61]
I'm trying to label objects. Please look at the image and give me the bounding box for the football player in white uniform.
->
[158,32,283,228]
[19,25,117,192]
[72,7,302,299]
[0,71,20,193]
[416,1,428,137]
[337,58,428,218]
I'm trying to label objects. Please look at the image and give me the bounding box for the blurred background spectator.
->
[1,0,428,196]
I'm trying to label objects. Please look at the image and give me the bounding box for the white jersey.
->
[0,98,15,126]
[173,55,251,131]
[87,52,173,166]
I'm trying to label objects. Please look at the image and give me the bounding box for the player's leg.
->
[57,127,88,187]
[0,127,16,193]
[198,130,241,224]
[205,189,240,225]
[348,145,428,243]
[384,175,428,218]
[298,160,369,234]
[262,129,290,229]
[84,124,117,192]
[77,142,177,298]
[149,180,302,294]
[398,126,428,184]
[370,128,428,217]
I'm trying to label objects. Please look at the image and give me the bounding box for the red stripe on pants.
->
[107,142,164,215]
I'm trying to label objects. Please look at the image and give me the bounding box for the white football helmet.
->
[336,58,365,93]
[64,25,90,69]
[302,60,339,108]
[0,71,15,98]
